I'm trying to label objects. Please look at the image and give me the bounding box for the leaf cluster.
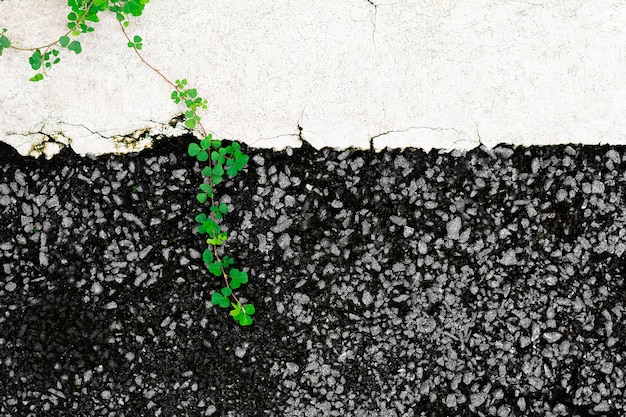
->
[9,0,150,81]
[177,81,253,325]
[171,79,208,129]
[211,289,255,326]
[4,2,255,328]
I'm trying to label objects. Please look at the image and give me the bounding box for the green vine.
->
[0,0,255,326]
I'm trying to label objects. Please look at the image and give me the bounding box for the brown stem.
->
[10,0,96,52]
[118,22,242,307]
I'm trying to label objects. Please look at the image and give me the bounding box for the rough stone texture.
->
[1,138,626,416]
[2,1,626,156]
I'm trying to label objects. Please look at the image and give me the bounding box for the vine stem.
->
[118,23,242,307]
[10,0,96,52]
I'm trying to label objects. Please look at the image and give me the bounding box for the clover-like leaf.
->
[243,304,256,315]
[229,268,248,289]
[188,142,201,157]
[227,166,238,177]
[200,137,211,149]
[200,183,212,194]
[202,248,214,265]
[185,118,196,129]
[211,291,230,308]
[197,151,209,162]
[59,36,70,47]
[29,50,42,70]
[0,33,10,51]
[208,261,223,276]
[68,40,82,54]
[213,164,224,177]
[222,256,235,267]
[229,302,254,325]
[229,302,242,317]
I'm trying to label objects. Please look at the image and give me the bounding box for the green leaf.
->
[223,256,235,267]
[213,164,224,176]
[221,287,232,297]
[227,166,238,177]
[67,12,77,21]
[187,142,201,156]
[199,183,212,193]
[29,73,44,82]
[230,269,249,288]
[185,118,196,129]
[208,262,222,276]
[238,315,253,326]
[201,166,212,176]
[196,193,207,204]
[133,35,142,43]
[188,88,197,98]
[195,213,207,223]
[211,292,230,308]
[0,35,9,49]
[202,248,214,265]
[218,203,228,214]
[59,36,70,47]
[211,175,222,185]
[195,150,208,162]
[243,304,256,315]
[199,140,210,151]
[68,40,82,54]
[230,268,249,289]
[230,302,242,317]
[29,50,42,70]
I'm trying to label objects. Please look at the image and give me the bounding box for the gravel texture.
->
[1,137,625,416]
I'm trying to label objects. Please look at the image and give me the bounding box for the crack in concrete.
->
[60,122,111,140]
[365,0,378,45]
[7,123,73,157]
[370,125,472,150]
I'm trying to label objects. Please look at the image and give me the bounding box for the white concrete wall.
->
[1,0,626,157]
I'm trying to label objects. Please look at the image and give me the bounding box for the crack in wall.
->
[365,0,378,45]
[370,125,477,151]
[7,124,72,158]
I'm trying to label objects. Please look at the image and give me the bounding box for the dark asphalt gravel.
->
[1,136,625,416]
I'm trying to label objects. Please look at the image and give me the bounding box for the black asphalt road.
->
[1,137,624,416]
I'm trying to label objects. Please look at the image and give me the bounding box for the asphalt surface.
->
[0,137,625,416]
